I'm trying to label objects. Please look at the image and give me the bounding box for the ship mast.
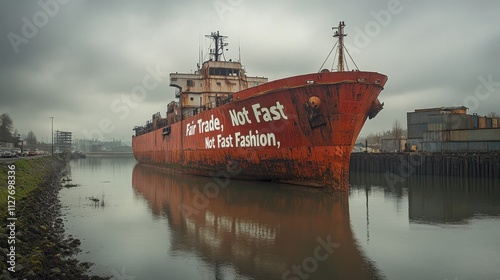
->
[206,31,228,62]
[333,21,346,72]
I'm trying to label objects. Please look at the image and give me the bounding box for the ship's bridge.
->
[169,60,247,95]
[169,60,267,120]
[168,31,267,120]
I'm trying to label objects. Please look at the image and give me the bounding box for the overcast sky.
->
[1,0,499,144]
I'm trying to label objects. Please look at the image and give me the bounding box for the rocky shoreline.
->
[0,157,110,280]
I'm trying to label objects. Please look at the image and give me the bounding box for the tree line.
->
[0,113,38,150]
[358,120,406,147]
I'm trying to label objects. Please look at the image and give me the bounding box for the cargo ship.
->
[132,22,388,190]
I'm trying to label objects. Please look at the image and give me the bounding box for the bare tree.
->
[392,120,404,139]
[26,131,37,150]
[487,112,499,118]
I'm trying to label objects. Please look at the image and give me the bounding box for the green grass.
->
[0,157,62,220]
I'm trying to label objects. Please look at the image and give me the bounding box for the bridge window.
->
[209,68,239,76]
[187,80,194,86]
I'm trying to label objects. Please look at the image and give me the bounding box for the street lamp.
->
[17,134,23,154]
[50,117,54,156]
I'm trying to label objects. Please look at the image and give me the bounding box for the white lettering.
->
[198,115,221,133]
[186,122,196,136]
[252,101,287,123]
[217,134,233,148]
[205,137,215,149]
[229,107,251,126]
[234,130,279,148]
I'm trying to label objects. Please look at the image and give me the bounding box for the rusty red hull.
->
[132,71,387,190]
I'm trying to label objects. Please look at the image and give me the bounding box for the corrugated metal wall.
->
[407,111,434,125]
[423,131,450,141]
[427,114,472,131]
[408,124,428,139]
[449,129,500,142]
[422,141,500,152]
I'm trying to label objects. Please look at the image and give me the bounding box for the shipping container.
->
[427,123,445,132]
[423,131,450,141]
[421,142,441,153]
[426,114,470,130]
[407,124,428,139]
[407,111,434,125]
[468,142,489,152]
[486,117,493,128]
[479,116,486,128]
[422,140,500,152]
[471,114,479,129]
[428,114,444,124]
[448,114,470,130]
[487,141,500,151]
[450,107,468,114]
[442,142,469,152]
[449,128,500,141]
[493,118,499,128]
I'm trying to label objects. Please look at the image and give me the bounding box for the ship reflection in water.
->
[132,164,383,280]
[348,172,500,280]
[350,172,500,224]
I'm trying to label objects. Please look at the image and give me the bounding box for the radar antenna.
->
[206,31,228,62]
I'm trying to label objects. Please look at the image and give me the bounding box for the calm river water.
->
[59,156,500,280]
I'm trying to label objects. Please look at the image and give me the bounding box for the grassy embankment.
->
[0,157,109,279]
[0,157,61,220]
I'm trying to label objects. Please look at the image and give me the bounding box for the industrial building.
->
[54,130,72,152]
[407,106,500,152]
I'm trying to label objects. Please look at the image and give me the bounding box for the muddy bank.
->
[0,157,109,280]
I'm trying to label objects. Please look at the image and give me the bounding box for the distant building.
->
[0,141,14,149]
[407,106,500,152]
[54,130,72,152]
[74,138,123,152]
